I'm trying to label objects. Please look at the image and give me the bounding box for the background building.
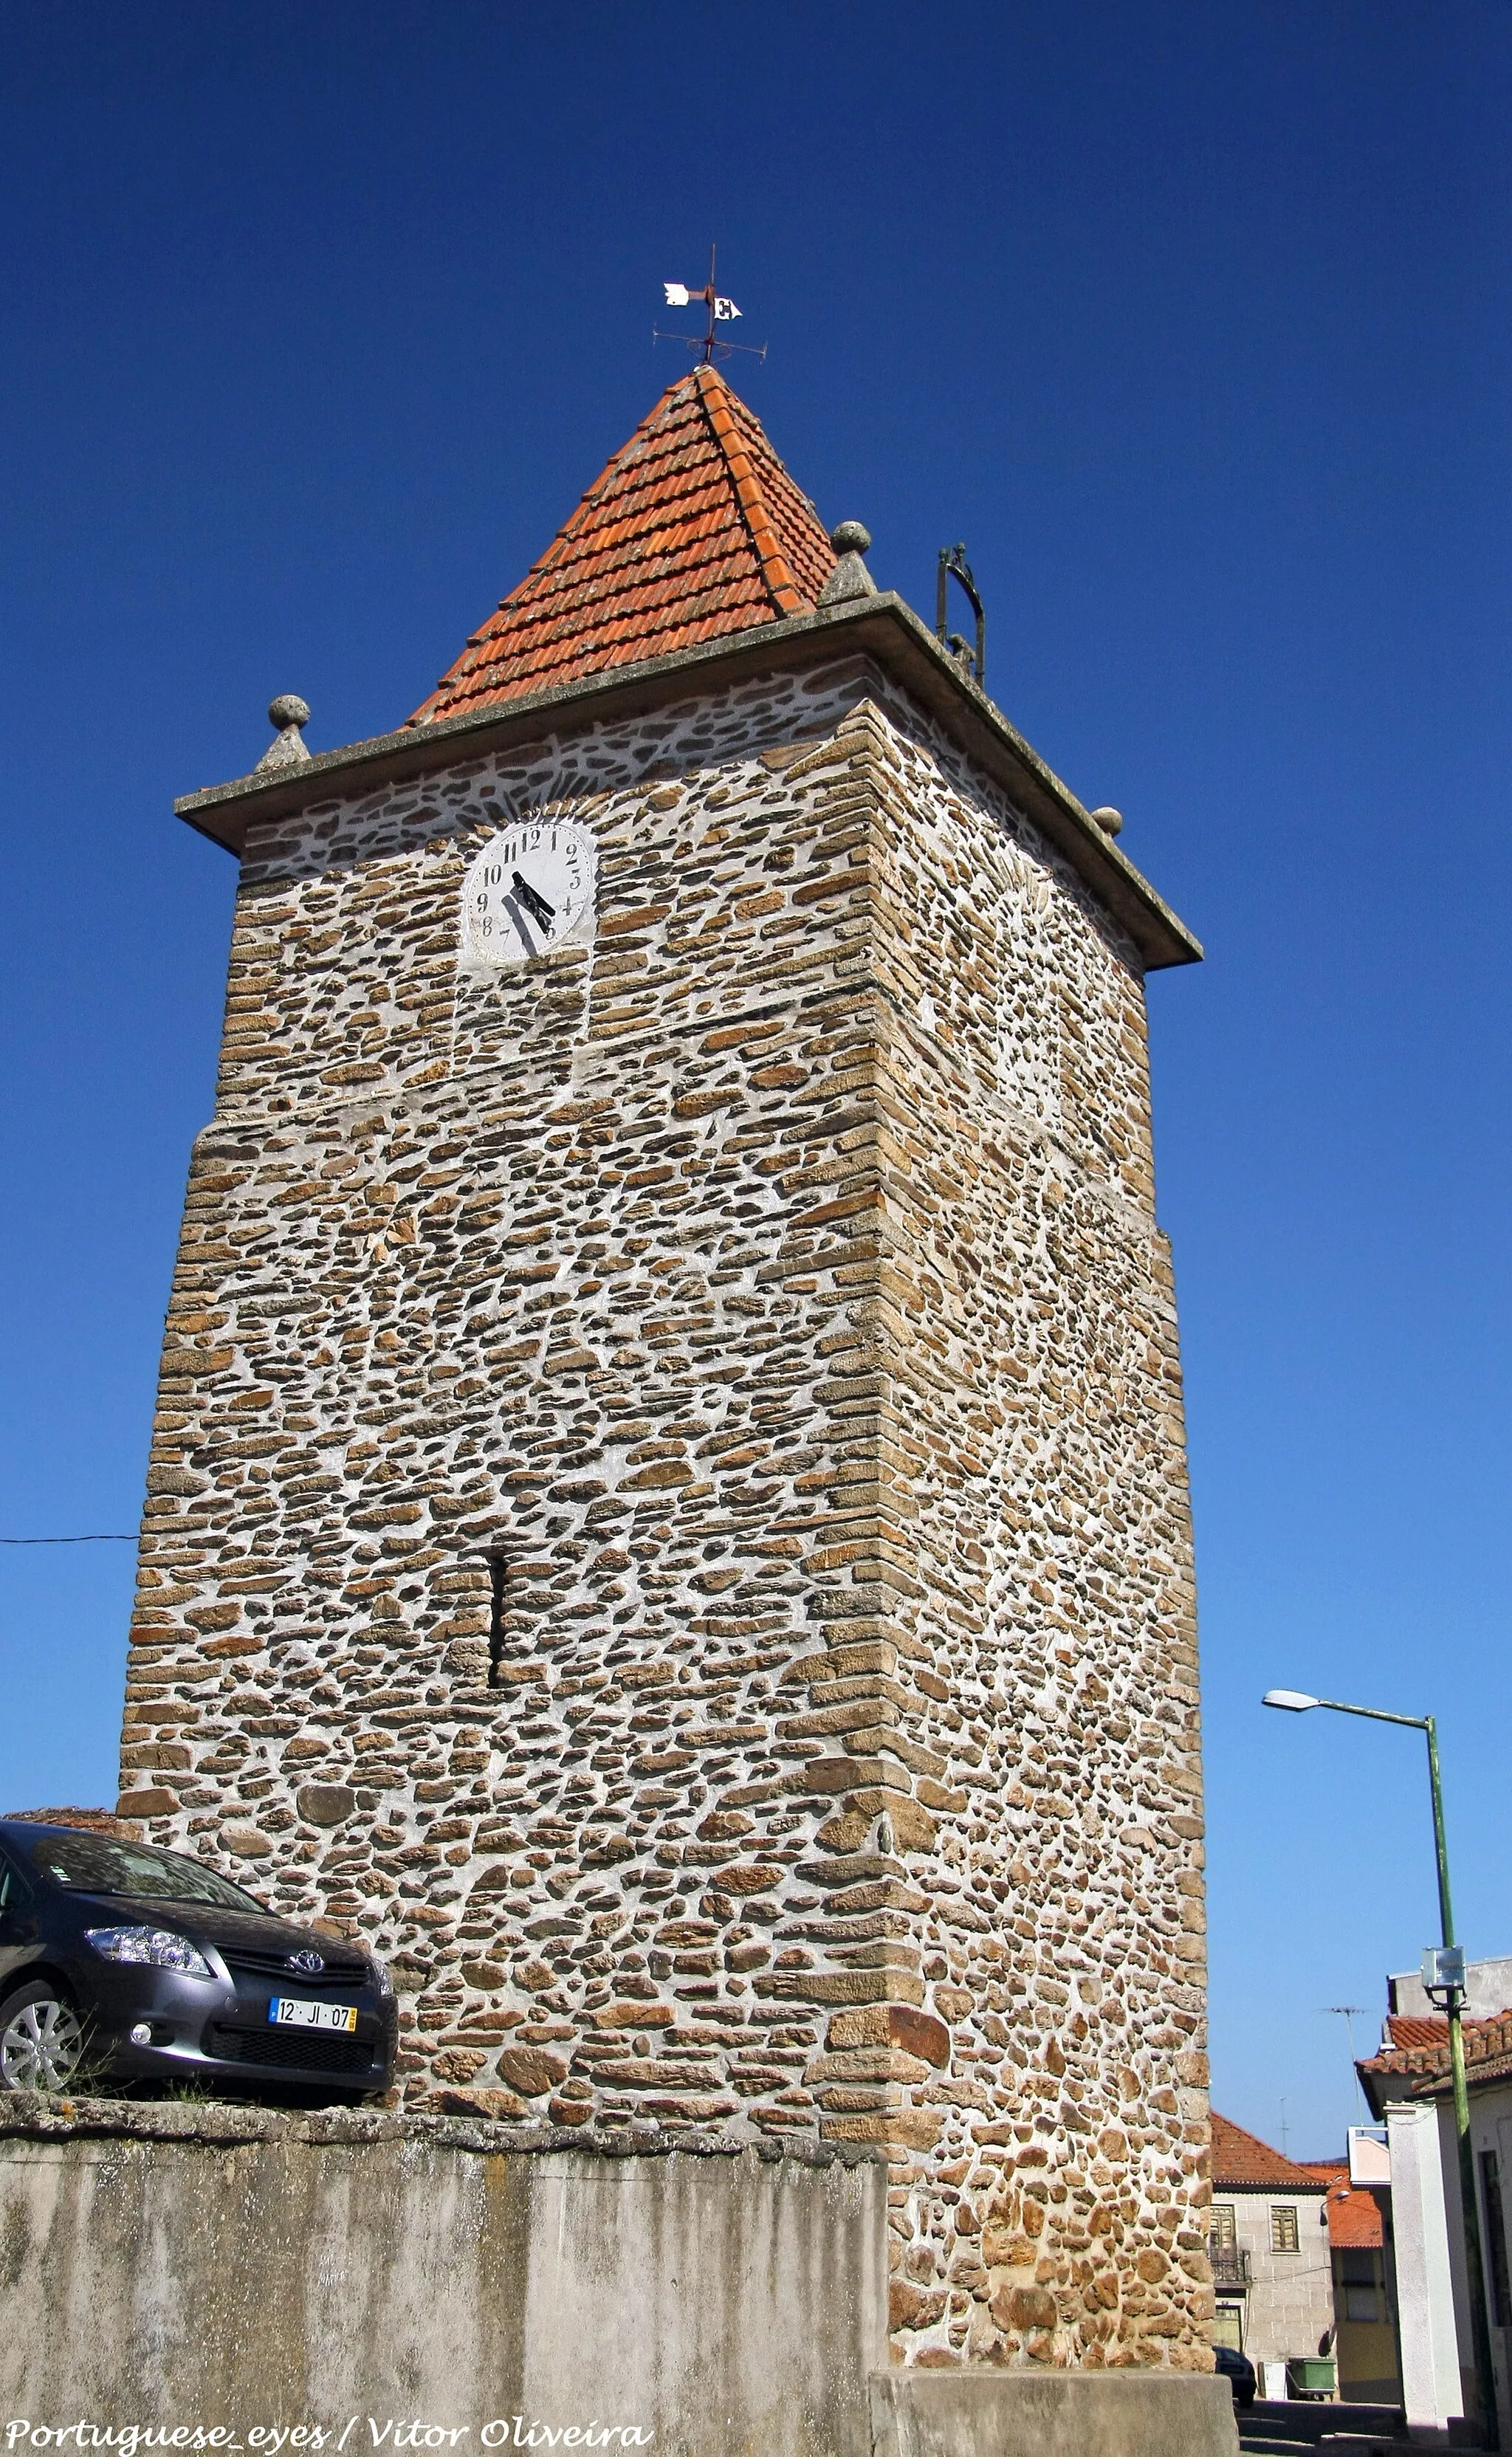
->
[1361,1963,1512,2442]
[1316,2156,1401,2405]
[1210,2111,1336,2389]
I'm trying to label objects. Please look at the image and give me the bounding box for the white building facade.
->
[1363,1985,1512,2441]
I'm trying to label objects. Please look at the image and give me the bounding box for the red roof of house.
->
[1362,2009,1512,2100]
[1386,2014,1451,2049]
[1323,2179,1384,2248]
[409,365,836,726]
[1210,2112,1335,2190]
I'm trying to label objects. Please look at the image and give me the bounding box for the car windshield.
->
[24,1830,267,1913]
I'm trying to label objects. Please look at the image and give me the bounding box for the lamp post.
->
[1262,1690,1498,2448]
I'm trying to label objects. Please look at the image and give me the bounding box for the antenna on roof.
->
[655,245,768,367]
[1327,2006,1372,2117]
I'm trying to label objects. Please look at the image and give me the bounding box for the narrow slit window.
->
[487,1551,507,1689]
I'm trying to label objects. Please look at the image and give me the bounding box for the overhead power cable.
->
[0,1534,135,1546]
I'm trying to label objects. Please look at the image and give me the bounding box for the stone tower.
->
[122,367,1215,2374]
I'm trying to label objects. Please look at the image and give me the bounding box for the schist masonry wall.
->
[121,656,1213,2371]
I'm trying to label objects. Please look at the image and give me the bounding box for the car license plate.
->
[269,1996,359,2032]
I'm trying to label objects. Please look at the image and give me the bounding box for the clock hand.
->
[512,870,557,933]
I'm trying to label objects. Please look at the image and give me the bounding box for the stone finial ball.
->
[1089,805,1124,837]
[268,694,311,731]
[829,520,872,556]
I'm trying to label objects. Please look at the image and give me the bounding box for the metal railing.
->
[1210,2245,1252,2287]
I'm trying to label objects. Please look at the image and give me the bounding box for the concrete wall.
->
[869,2371,1237,2457]
[1384,2101,1465,2434]
[1374,2073,1512,2440]
[0,2101,887,2457]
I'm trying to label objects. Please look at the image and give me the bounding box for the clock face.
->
[461,814,597,967]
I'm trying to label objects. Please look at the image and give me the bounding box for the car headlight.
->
[369,1953,394,1997]
[84,1925,213,1978]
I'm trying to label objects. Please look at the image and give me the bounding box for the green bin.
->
[1286,2359,1336,2399]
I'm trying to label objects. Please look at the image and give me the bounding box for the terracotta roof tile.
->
[1386,2013,1450,2049]
[409,365,836,725]
[1324,2181,1385,2249]
[1210,2111,1335,2189]
[1362,2008,1512,2098]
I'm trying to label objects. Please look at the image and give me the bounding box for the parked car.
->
[0,1818,396,2100]
[1212,2344,1257,2408]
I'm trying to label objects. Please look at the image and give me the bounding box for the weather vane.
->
[654,246,767,366]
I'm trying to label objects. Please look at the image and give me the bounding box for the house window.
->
[1211,2205,1237,2249]
[1344,2282,1381,2323]
[1481,2151,1511,2329]
[1271,2205,1300,2254]
[1338,2244,1381,2319]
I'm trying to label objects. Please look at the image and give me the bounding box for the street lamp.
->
[1261,1689,1499,2448]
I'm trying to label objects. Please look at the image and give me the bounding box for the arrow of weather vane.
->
[654,249,766,366]
[663,281,742,323]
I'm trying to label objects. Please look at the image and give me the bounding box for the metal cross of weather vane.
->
[654,247,767,365]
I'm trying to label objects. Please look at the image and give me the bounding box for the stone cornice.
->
[176,594,1202,972]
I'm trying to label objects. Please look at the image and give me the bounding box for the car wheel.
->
[0,1981,88,2092]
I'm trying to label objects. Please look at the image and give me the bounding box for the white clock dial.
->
[461,816,597,967]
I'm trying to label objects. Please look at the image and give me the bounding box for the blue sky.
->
[2,0,1508,2157]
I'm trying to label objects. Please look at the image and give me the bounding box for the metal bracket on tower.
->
[936,545,986,689]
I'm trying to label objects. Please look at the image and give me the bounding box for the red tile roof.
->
[409,365,836,726]
[1324,2180,1384,2248]
[1363,2009,1512,2099]
[1292,2159,1386,2247]
[1386,2014,1450,2049]
[1210,2111,1335,2189]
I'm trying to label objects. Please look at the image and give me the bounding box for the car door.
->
[0,1849,41,1990]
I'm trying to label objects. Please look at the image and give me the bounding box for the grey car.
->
[0,1819,396,2100]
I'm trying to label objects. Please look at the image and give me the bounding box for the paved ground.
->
[1239,2399,1409,2457]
